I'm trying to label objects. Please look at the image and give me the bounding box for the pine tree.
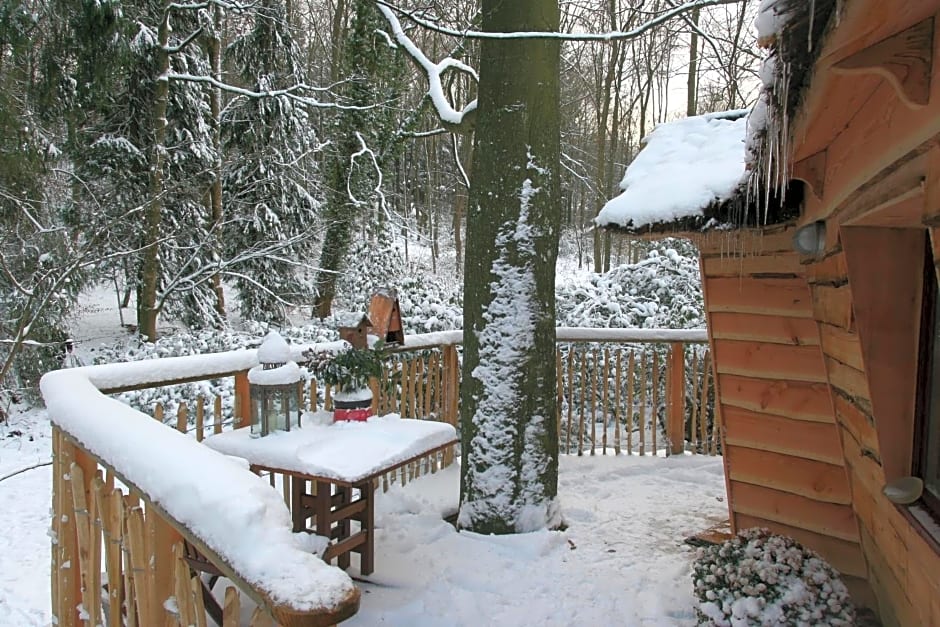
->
[222,0,318,324]
[68,0,218,339]
[313,0,406,318]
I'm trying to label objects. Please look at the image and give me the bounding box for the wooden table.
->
[203,414,457,575]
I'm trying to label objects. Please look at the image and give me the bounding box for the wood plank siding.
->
[696,1,940,621]
[698,236,873,606]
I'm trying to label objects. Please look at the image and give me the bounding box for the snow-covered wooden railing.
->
[377,328,716,457]
[41,362,360,627]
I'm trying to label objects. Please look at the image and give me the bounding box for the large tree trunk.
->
[138,6,171,342]
[458,0,561,534]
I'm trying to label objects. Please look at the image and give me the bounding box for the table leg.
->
[290,475,305,532]
[337,485,352,570]
[314,480,332,542]
[359,480,375,576]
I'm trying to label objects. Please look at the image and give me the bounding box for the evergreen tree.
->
[313,0,406,318]
[0,0,97,400]
[222,0,318,324]
[69,0,218,339]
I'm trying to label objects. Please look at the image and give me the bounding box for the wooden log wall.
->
[807,240,940,625]
[50,427,291,627]
[697,227,872,604]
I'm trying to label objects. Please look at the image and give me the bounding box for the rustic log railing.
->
[42,360,361,627]
[44,328,716,625]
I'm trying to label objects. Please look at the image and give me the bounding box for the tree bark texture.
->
[138,5,171,342]
[458,0,561,534]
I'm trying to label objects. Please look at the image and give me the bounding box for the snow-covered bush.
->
[556,238,704,329]
[335,239,463,333]
[692,528,855,626]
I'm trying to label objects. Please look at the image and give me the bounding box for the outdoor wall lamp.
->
[792,220,827,256]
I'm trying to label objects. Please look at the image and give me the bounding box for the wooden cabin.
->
[598,1,940,624]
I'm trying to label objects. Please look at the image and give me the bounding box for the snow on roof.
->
[335,311,370,328]
[595,109,749,230]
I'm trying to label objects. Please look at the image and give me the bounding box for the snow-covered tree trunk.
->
[458,0,562,534]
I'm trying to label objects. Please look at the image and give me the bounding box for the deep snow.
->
[0,402,727,626]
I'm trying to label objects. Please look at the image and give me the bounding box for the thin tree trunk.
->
[208,4,226,319]
[138,5,171,342]
[687,7,700,117]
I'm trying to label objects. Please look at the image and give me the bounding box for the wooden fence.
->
[50,428,358,627]
[47,328,718,627]
[154,330,717,461]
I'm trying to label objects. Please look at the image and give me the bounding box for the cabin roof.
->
[594,109,749,232]
[598,0,839,235]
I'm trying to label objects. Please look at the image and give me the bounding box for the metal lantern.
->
[249,331,303,437]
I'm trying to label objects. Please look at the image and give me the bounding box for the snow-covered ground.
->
[0,400,727,625]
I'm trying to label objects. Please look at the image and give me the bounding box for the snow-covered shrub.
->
[556,238,704,329]
[335,240,463,333]
[692,528,855,626]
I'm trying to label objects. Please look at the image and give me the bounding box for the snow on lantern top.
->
[257,330,292,366]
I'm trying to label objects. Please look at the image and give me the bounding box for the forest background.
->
[0,0,759,418]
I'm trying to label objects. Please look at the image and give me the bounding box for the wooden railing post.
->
[234,370,251,429]
[667,341,686,455]
[441,344,459,466]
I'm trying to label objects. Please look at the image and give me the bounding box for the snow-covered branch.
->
[167,73,373,111]
[375,4,478,131]
[377,0,740,41]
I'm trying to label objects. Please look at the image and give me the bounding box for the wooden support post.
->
[667,342,686,456]
[196,396,205,442]
[177,402,188,434]
[234,371,251,429]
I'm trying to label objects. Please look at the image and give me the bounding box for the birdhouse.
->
[368,288,405,346]
[337,312,372,350]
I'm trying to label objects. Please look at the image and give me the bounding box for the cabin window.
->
[916,240,940,519]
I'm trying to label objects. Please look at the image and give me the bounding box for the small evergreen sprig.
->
[305,343,385,393]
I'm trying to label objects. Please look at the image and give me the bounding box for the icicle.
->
[808,0,816,52]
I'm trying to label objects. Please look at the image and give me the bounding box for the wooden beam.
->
[712,339,829,383]
[700,252,803,277]
[705,277,814,318]
[725,446,852,504]
[667,342,685,455]
[722,406,845,464]
[710,312,820,346]
[833,17,934,108]
[792,149,828,199]
[730,481,861,542]
[718,374,836,423]
[811,283,856,330]
[841,226,923,480]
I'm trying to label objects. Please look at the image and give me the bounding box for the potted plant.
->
[306,343,385,421]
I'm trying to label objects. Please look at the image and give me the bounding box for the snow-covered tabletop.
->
[203,412,458,485]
